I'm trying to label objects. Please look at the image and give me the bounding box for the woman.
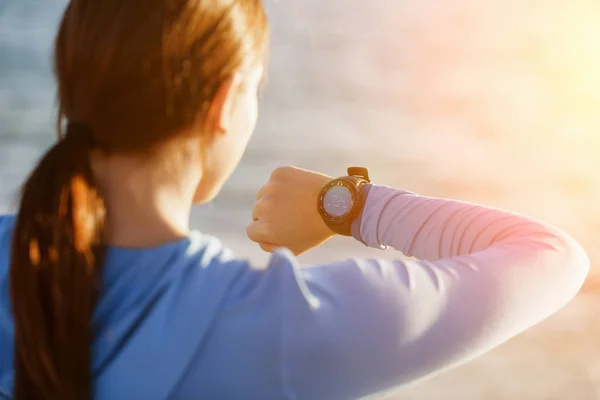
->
[0,0,589,399]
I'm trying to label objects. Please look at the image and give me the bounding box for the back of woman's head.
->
[10,1,268,398]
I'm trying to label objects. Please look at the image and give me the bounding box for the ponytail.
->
[10,122,106,400]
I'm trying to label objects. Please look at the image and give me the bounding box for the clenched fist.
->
[247,166,336,255]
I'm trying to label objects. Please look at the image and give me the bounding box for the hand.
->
[247,166,336,255]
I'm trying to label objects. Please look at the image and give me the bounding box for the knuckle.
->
[270,168,284,180]
[270,166,293,180]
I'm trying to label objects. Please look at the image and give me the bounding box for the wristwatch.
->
[317,167,371,236]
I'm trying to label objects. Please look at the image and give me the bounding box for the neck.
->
[91,150,201,249]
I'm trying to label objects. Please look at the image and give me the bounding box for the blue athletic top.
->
[0,185,589,399]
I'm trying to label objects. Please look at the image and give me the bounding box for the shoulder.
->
[214,245,309,311]
[164,233,307,312]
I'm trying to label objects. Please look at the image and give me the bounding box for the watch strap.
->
[351,183,372,243]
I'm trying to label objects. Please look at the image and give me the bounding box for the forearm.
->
[354,185,577,261]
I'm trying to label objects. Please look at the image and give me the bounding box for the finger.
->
[251,196,270,221]
[255,183,270,200]
[246,220,270,243]
[259,242,279,253]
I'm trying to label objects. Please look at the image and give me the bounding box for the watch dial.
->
[323,184,354,217]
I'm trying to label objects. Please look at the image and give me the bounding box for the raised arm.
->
[247,167,589,399]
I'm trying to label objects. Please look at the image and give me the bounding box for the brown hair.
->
[9,1,268,398]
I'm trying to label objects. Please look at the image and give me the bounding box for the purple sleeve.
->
[280,185,589,399]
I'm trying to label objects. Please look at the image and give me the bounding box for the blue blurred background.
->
[2,1,600,398]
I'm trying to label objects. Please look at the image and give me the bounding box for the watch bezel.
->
[317,177,360,225]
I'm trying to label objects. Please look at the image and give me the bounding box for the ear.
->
[206,74,241,136]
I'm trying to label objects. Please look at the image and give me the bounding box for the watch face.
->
[323,184,354,217]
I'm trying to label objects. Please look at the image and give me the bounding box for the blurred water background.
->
[2,0,600,398]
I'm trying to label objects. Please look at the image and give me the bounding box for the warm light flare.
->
[353,1,600,276]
